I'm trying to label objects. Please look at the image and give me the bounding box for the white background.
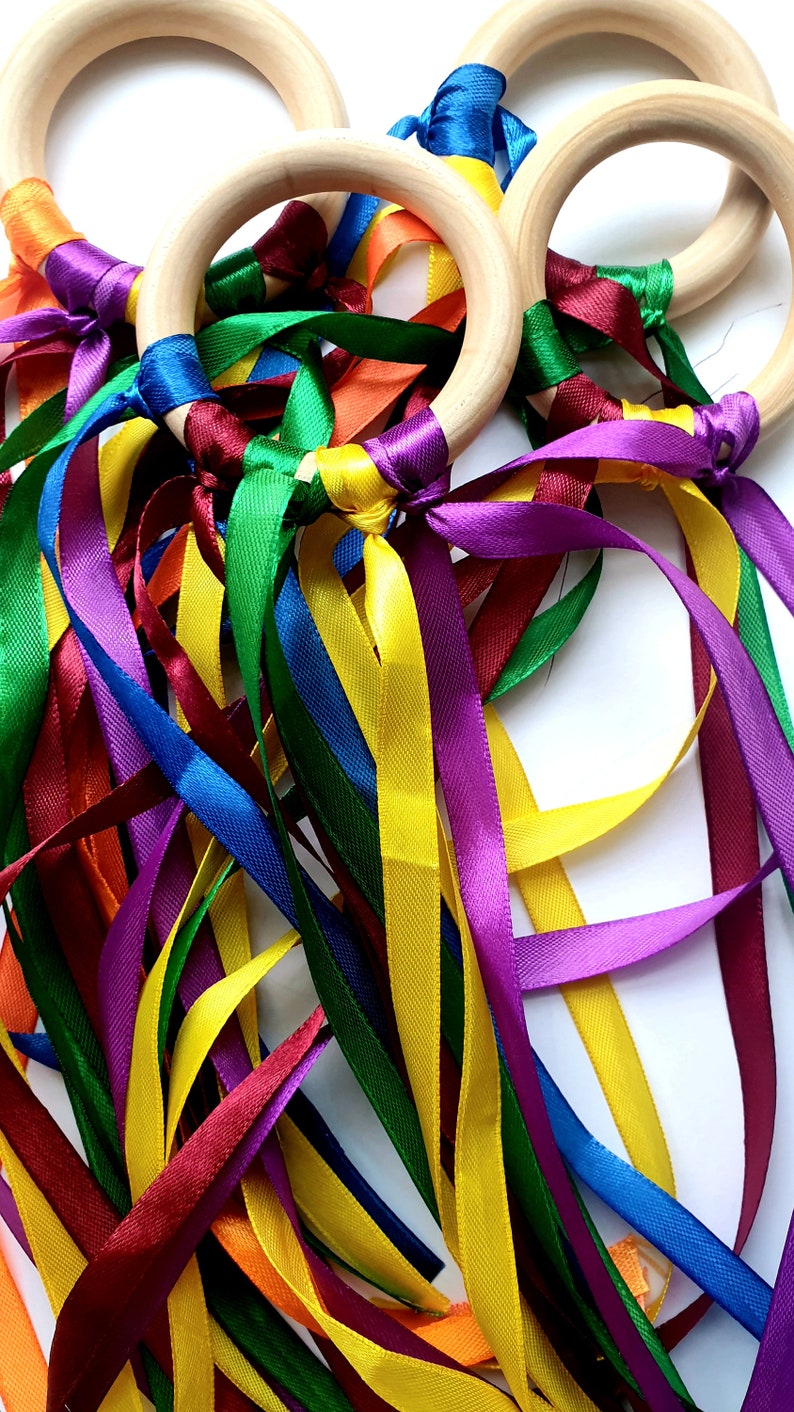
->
[1,0,794,1407]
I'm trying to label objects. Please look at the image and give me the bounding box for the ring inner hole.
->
[45,38,293,262]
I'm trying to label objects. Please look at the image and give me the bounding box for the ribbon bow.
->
[327,64,536,276]
[0,238,140,418]
[0,199,139,415]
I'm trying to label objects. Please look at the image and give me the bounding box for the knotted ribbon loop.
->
[411,64,537,179]
[205,203,366,319]
[364,408,450,508]
[317,443,397,536]
[318,410,450,535]
[597,258,674,334]
[413,64,507,163]
[46,239,141,327]
[693,392,761,485]
[326,66,535,275]
[137,335,220,420]
[184,401,252,494]
[0,181,141,414]
[255,202,365,310]
[254,201,330,286]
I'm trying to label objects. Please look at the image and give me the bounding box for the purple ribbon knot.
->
[0,238,142,419]
[692,391,761,487]
[364,407,450,515]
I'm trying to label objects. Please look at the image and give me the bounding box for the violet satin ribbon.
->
[512,855,779,989]
[366,400,794,1405]
[428,494,794,882]
[0,1177,33,1260]
[0,239,140,418]
[97,798,185,1135]
[58,438,175,866]
[743,1215,794,1408]
[367,412,689,1409]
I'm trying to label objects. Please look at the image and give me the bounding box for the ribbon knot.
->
[46,240,140,330]
[46,242,141,419]
[182,401,254,581]
[364,408,451,509]
[414,65,506,162]
[0,218,142,417]
[693,392,761,488]
[401,467,451,514]
[186,402,250,495]
[252,202,365,314]
[317,409,450,536]
[315,443,397,536]
[410,65,536,179]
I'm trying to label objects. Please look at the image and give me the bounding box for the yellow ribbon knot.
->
[315,442,397,536]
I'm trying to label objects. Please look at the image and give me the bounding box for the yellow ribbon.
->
[317,441,599,1409]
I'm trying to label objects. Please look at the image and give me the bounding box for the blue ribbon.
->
[9,1031,60,1071]
[327,64,536,274]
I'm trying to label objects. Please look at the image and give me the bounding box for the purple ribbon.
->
[742,1214,794,1408]
[0,1176,33,1260]
[362,396,794,1405]
[0,239,140,418]
[361,407,688,1406]
[514,854,779,989]
[98,799,185,1136]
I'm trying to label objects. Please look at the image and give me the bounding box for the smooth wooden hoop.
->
[499,81,794,436]
[461,0,775,316]
[0,0,349,244]
[136,130,522,462]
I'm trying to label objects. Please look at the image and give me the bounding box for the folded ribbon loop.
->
[254,201,330,286]
[597,258,674,334]
[319,411,449,536]
[183,400,254,581]
[693,392,761,484]
[317,444,396,536]
[137,335,220,420]
[410,64,537,181]
[0,182,141,414]
[364,407,450,501]
[250,202,366,313]
[185,400,252,493]
[46,239,141,327]
[413,64,507,162]
[315,408,450,529]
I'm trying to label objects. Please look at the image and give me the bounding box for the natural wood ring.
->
[0,0,349,262]
[462,0,775,316]
[499,80,794,436]
[136,130,523,461]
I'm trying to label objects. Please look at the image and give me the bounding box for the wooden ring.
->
[462,0,775,315]
[0,0,349,248]
[499,81,794,436]
[136,130,523,462]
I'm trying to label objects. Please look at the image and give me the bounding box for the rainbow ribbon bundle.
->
[0,0,793,1408]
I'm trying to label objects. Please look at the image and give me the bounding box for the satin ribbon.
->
[26,338,649,1400]
[0,324,774,1406]
[9,223,779,1412]
[326,64,536,277]
[0,338,494,1400]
